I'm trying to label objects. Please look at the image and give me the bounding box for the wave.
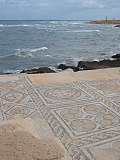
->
[71,57,84,66]
[0,47,48,59]
[49,21,58,24]
[0,23,51,29]
[64,30,100,33]
[28,47,48,52]
[57,57,83,67]
[15,47,48,57]
[0,24,4,27]
[0,23,58,29]
[69,22,84,25]
[0,24,31,28]
[2,70,21,74]
[0,53,18,60]
[60,21,86,26]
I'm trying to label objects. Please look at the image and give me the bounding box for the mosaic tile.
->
[86,139,120,160]
[51,103,120,138]
[84,79,120,98]
[36,83,95,105]
[0,75,120,160]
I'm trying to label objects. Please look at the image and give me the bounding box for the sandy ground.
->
[0,117,67,160]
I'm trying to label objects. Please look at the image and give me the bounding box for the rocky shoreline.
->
[57,54,120,72]
[20,67,56,74]
[20,53,120,74]
[90,20,120,25]
[90,20,120,28]
[1,54,120,74]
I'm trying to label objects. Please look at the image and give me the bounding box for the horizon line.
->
[0,19,119,21]
[0,19,90,21]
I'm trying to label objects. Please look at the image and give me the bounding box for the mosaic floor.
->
[0,75,120,160]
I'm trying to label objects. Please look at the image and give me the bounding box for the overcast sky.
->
[0,0,120,20]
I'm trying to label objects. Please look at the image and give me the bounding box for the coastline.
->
[0,67,120,84]
[90,20,120,25]
[1,20,120,75]
[0,53,120,75]
[2,53,118,75]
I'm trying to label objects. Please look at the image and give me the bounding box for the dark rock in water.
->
[57,64,79,72]
[111,54,120,59]
[57,64,70,70]
[58,57,120,72]
[0,72,13,75]
[20,67,56,74]
[114,25,120,27]
[18,53,120,74]
[77,59,120,70]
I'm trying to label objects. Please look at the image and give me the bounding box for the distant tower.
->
[106,16,108,20]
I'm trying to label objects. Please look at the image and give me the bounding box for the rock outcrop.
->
[114,25,120,27]
[57,64,78,72]
[21,67,56,74]
[90,20,120,24]
[111,54,120,59]
[57,54,120,72]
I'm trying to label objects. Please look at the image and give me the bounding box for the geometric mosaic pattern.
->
[0,75,120,160]
[0,76,38,121]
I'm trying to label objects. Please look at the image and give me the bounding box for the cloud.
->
[0,0,119,9]
[82,0,104,8]
[0,0,120,20]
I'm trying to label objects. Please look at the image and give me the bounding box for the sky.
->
[0,0,120,20]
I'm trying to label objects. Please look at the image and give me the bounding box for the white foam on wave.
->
[30,47,48,52]
[57,57,82,67]
[61,21,85,25]
[64,30,100,33]
[15,47,48,57]
[92,58,101,62]
[0,24,4,27]
[62,68,73,72]
[70,22,83,25]
[49,21,58,24]
[45,54,52,57]
[0,24,31,27]
[71,57,84,66]
[3,70,21,74]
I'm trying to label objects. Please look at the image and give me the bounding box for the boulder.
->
[114,24,120,27]
[111,54,120,59]
[57,64,79,72]
[21,67,56,74]
[77,59,120,70]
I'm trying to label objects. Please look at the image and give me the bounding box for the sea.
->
[0,20,120,73]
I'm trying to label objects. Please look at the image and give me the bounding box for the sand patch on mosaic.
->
[0,117,66,160]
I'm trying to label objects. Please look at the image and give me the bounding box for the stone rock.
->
[57,64,79,72]
[6,53,120,74]
[77,59,120,70]
[21,67,56,74]
[114,24,120,27]
[111,54,120,59]
[58,57,120,72]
